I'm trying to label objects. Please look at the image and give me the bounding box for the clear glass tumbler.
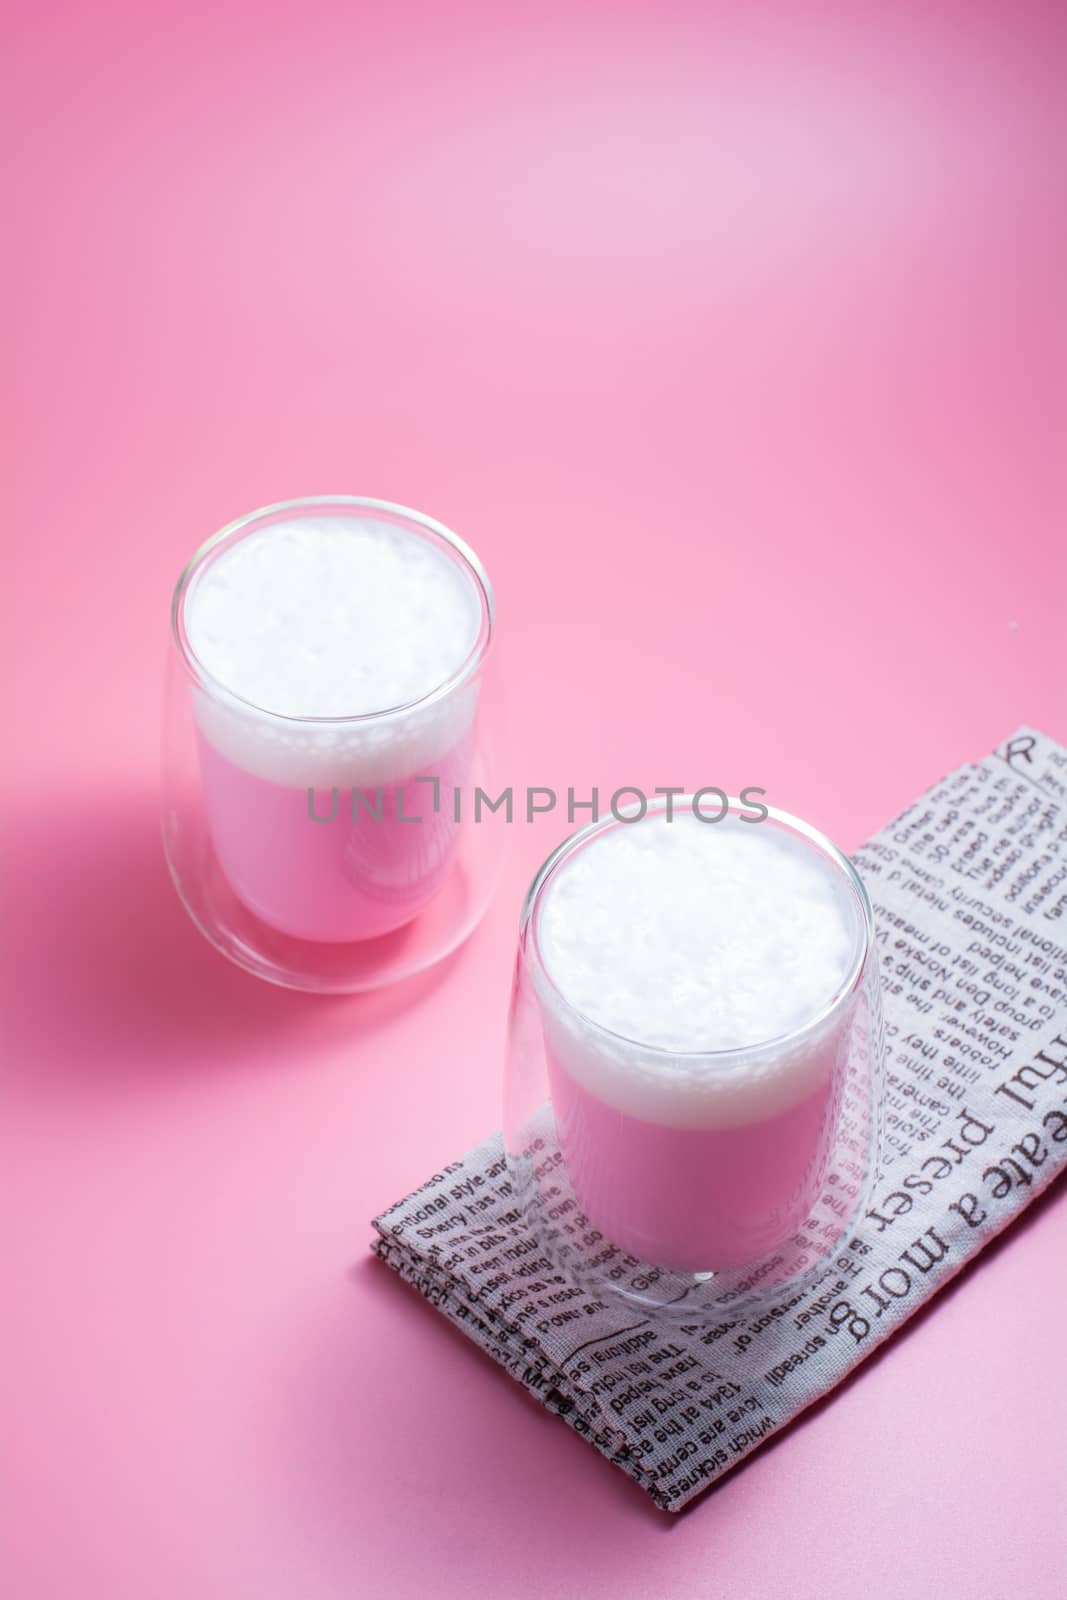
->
[162,496,507,992]
[504,797,884,1316]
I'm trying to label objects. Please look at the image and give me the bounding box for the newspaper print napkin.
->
[372,727,1067,1510]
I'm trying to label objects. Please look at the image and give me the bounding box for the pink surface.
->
[4,2,1065,1596]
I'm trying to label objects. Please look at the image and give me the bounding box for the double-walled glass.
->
[162,496,507,992]
[504,798,884,1316]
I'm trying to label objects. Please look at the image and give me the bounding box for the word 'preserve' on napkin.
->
[372,727,1067,1512]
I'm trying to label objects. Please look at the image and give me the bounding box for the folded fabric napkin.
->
[373,727,1067,1511]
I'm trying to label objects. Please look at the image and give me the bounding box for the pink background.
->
[4,2,1065,1595]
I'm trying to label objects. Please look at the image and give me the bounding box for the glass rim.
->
[521,797,875,1063]
[170,494,495,725]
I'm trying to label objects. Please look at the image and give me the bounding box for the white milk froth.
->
[535,811,863,1126]
[182,515,485,786]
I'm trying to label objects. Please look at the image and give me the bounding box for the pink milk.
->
[179,507,489,944]
[196,724,475,944]
[545,1035,844,1272]
[532,808,862,1273]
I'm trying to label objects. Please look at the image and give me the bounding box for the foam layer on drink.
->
[182,514,486,786]
[535,810,863,1128]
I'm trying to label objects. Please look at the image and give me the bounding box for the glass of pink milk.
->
[504,799,883,1314]
[162,497,506,993]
